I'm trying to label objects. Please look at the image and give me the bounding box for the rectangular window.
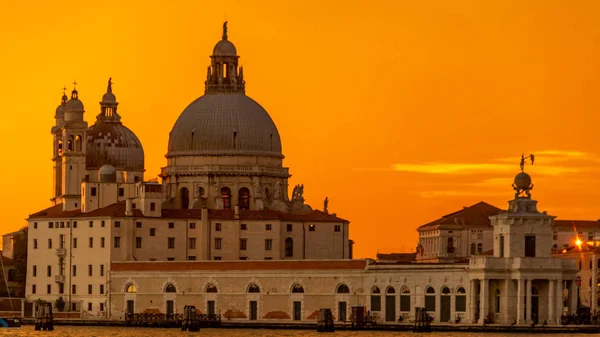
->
[215,238,222,250]
[240,238,247,250]
[89,237,93,248]
[309,224,316,231]
[189,238,196,249]
[425,295,435,311]
[265,239,272,251]
[100,284,104,294]
[88,284,92,294]
[101,220,105,227]
[33,265,37,277]
[188,256,196,261]
[101,237,105,248]
[150,228,156,236]
[167,257,175,261]
[118,188,124,197]
[456,295,466,312]
[132,203,136,209]
[239,256,248,260]
[525,235,536,257]
[33,239,37,249]
[136,222,142,228]
[88,265,92,277]
[72,284,77,294]
[589,232,595,241]
[48,239,52,249]
[59,234,65,249]
[47,284,51,294]
[34,222,37,229]
[241,224,247,230]
[215,223,222,231]
[49,222,54,228]
[189,222,196,229]
[114,236,121,248]
[553,233,558,240]
[168,222,174,229]
[214,256,221,260]
[287,224,293,232]
[59,283,64,294]
[371,295,381,311]
[136,237,142,249]
[88,303,92,311]
[100,303,105,312]
[499,235,505,258]
[100,264,104,276]
[400,295,411,312]
[73,238,77,248]
[150,202,156,211]
[334,225,341,232]
[266,224,271,231]
[72,221,77,228]
[89,221,93,228]
[47,265,51,277]
[264,257,272,260]
[114,221,120,228]
[73,265,77,277]
[168,237,175,249]
[32,284,36,294]
[91,187,97,196]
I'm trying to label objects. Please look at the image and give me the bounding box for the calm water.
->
[0,326,595,337]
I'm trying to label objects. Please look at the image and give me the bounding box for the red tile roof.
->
[376,253,417,263]
[418,201,502,230]
[554,220,599,230]
[29,202,348,222]
[111,260,367,272]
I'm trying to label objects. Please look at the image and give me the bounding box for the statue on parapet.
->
[324,197,329,213]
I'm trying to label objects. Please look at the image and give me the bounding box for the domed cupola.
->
[64,82,85,122]
[86,78,145,172]
[166,22,283,159]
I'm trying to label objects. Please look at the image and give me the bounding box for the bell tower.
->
[51,88,68,203]
[54,83,88,211]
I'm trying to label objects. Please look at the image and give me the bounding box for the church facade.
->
[24,23,585,325]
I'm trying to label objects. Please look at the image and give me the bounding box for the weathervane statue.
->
[513,153,535,199]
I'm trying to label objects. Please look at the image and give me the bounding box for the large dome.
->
[86,121,145,170]
[167,93,282,158]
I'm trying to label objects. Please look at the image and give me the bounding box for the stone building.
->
[25,23,350,316]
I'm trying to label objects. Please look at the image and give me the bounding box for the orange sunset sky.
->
[1,1,600,258]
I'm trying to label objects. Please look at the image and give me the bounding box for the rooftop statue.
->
[513,153,535,199]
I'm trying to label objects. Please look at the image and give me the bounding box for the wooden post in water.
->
[34,302,54,331]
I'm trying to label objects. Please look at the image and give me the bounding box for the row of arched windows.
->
[125,282,307,294]
[179,187,251,210]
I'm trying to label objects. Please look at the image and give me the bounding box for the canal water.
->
[0,326,594,337]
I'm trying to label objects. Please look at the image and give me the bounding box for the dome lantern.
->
[205,21,245,94]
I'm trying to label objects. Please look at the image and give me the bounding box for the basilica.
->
[24,23,591,326]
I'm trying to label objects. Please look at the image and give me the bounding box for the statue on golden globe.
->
[513,153,535,199]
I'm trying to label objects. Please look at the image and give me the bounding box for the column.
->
[548,279,555,325]
[503,278,510,324]
[525,279,532,323]
[516,278,524,324]
[479,278,489,324]
[570,280,578,314]
[556,278,563,323]
[21,299,25,318]
[469,279,478,323]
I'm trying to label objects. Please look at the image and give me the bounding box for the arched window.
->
[165,284,176,293]
[447,237,454,254]
[125,284,137,293]
[238,187,250,210]
[441,286,450,295]
[455,287,466,312]
[285,237,293,257]
[68,135,74,151]
[386,287,396,294]
[58,140,63,153]
[291,284,304,293]
[221,187,231,210]
[248,283,260,293]
[180,187,189,209]
[75,135,82,152]
[198,187,205,197]
[470,243,476,255]
[477,243,483,254]
[400,286,410,312]
[425,287,435,311]
[371,286,381,311]
[205,284,218,293]
[337,284,350,294]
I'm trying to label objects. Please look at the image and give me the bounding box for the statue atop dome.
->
[222,21,228,40]
[512,153,535,199]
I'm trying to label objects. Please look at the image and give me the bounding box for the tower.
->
[54,84,88,210]
[51,89,68,203]
[204,21,245,94]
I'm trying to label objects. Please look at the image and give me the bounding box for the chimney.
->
[125,198,133,216]
[234,205,240,220]
[332,213,337,217]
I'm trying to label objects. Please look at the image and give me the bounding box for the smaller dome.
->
[213,40,237,56]
[514,172,532,190]
[66,97,84,112]
[102,92,116,103]
[55,104,64,117]
[99,164,117,183]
